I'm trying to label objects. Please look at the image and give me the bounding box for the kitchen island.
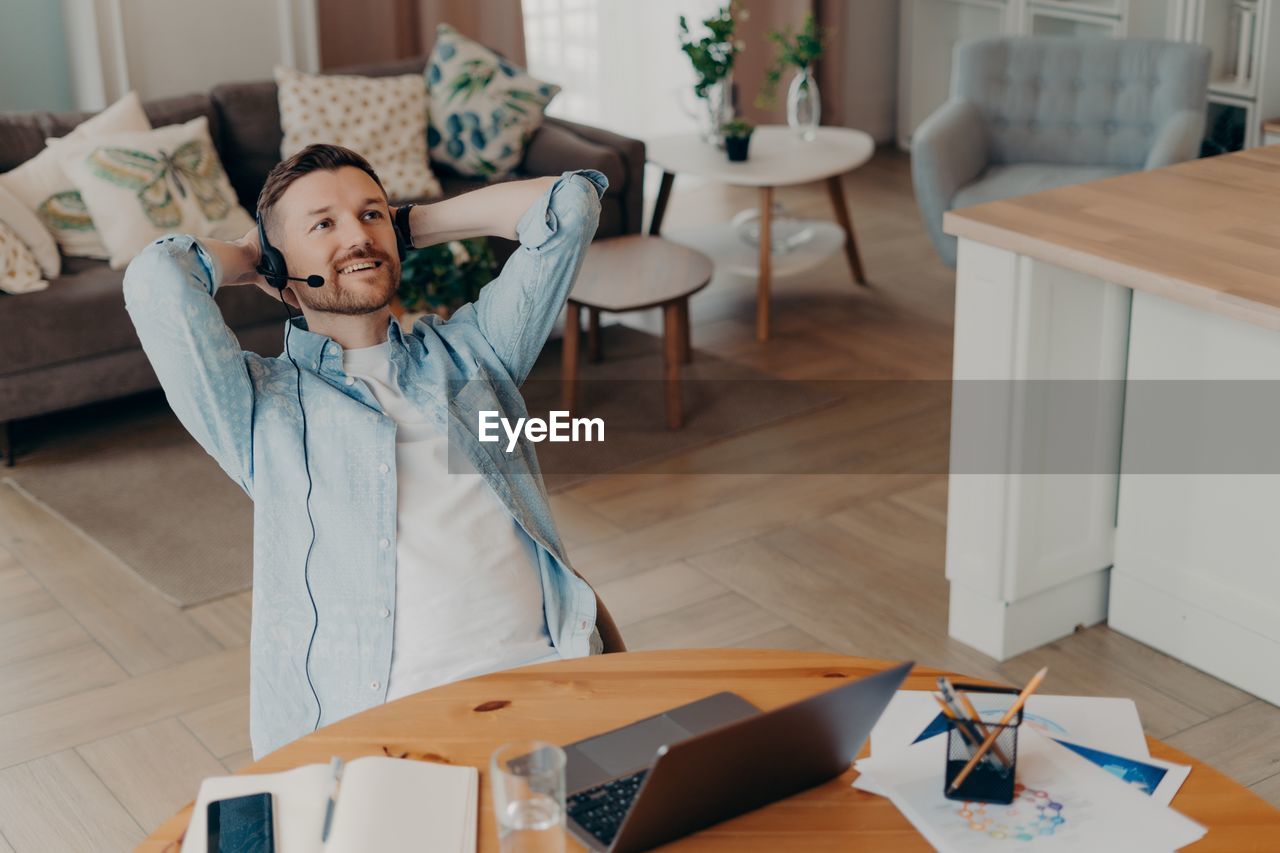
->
[944,145,1280,706]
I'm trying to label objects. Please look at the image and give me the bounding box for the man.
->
[124,144,621,759]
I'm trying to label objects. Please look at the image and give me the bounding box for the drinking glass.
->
[490,741,566,853]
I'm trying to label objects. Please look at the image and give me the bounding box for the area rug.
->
[8,325,838,607]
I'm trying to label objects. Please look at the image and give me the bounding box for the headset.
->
[256,205,413,731]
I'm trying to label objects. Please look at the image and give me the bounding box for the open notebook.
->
[183,756,477,853]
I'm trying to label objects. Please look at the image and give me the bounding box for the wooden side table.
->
[561,235,712,429]
[647,126,875,342]
[142,649,1280,852]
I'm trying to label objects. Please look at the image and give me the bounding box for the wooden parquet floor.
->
[0,150,1276,851]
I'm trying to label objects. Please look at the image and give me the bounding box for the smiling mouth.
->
[337,260,383,275]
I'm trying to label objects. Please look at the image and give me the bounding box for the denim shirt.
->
[123,170,608,759]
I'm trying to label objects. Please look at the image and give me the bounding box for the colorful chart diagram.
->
[955,784,1067,841]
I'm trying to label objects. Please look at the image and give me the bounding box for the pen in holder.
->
[943,684,1023,805]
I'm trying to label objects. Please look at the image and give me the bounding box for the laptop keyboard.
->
[567,769,649,846]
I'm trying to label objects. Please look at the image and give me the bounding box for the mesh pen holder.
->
[943,684,1023,805]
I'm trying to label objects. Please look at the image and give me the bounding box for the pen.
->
[948,667,1048,794]
[321,755,344,843]
[931,693,986,752]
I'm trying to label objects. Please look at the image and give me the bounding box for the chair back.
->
[952,37,1209,168]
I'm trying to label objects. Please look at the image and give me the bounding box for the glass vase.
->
[702,73,735,148]
[786,65,821,141]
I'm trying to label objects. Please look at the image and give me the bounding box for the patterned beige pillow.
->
[275,66,442,201]
[55,117,255,269]
[0,183,59,278]
[0,219,49,294]
[0,91,151,260]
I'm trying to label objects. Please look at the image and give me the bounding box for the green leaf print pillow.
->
[425,24,561,179]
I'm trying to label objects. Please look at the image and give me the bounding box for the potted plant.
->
[720,118,754,161]
[756,13,830,140]
[395,238,497,322]
[678,2,742,145]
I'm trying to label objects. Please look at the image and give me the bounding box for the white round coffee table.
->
[647,125,875,341]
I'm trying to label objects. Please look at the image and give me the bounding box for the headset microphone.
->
[255,215,329,291]
[282,273,326,288]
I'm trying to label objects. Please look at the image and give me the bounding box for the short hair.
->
[256,144,386,237]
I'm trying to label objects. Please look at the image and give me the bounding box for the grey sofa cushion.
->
[952,163,1127,210]
[0,255,283,374]
[209,79,284,211]
[0,111,47,173]
[43,93,220,143]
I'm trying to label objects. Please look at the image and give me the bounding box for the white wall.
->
[0,0,75,111]
[59,0,319,110]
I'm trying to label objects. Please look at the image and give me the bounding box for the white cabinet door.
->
[1112,290,1280,705]
[897,0,1011,148]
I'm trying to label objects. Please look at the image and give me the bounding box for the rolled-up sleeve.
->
[123,235,256,495]
[452,169,607,384]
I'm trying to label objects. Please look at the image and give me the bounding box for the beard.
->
[295,248,400,316]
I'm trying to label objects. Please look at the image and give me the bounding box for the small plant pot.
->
[725,134,752,161]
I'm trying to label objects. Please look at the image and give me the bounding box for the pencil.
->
[947,667,1048,794]
[941,677,1011,768]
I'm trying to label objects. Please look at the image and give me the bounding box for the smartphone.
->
[206,791,276,853]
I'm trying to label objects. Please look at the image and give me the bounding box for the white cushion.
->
[54,116,255,269]
[0,219,49,294]
[275,66,442,201]
[0,183,59,278]
[0,91,151,260]
[425,24,559,179]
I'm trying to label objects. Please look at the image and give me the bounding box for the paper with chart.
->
[857,729,1204,852]
[854,691,1204,851]
[1052,740,1191,807]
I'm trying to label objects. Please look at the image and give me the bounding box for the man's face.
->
[275,166,401,316]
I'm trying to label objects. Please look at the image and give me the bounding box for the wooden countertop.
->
[943,146,1280,331]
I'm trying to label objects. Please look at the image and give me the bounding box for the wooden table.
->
[141,649,1280,852]
[562,235,713,429]
[647,126,874,342]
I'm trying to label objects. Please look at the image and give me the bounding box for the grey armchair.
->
[912,37,1210,267]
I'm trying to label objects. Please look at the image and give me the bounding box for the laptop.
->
[561,660,912,852]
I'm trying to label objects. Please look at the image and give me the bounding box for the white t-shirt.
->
[342,342,558,701]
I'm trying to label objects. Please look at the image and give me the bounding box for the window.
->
[523,0,724,142]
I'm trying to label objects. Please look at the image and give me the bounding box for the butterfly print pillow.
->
[53,116,254,270]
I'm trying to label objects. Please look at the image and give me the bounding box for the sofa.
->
[0,55,645,465]
[912,37,1209,267]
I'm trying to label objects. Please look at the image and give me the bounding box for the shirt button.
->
[345,376,355,386]
[378,463,389,474]
[312,361,319,370]
[380,607,390,618]
[328,344,339,355]
[380,538,390,549]
[371,680,380,690]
